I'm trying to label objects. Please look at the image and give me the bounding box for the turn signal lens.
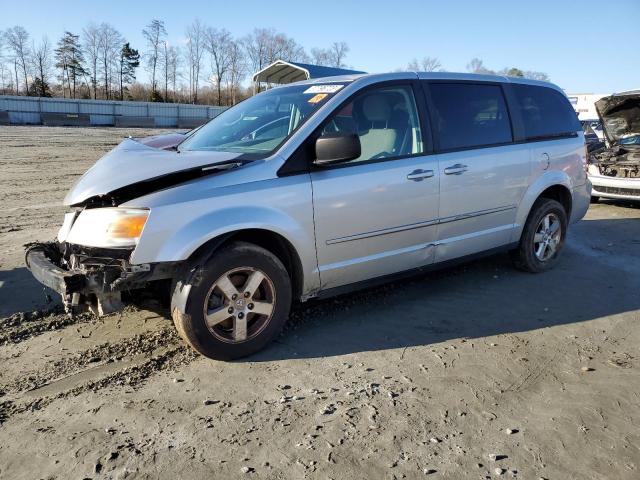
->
[107,214,148,239]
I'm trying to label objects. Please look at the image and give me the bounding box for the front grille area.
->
[594,185,640,197]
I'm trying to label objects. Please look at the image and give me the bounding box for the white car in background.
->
[588,90,640,202]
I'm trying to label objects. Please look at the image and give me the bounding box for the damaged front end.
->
[590,145,640,179]
[588,91,640,198]
[25,241,178,316]
[25,132,253,315]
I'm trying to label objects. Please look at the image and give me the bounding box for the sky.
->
[2,0,639,93]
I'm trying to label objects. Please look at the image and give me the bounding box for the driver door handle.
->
[444,164,468,175]
[407,169,435,181]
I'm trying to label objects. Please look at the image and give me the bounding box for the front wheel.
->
[171,242,292,360]
[511,198,567,273]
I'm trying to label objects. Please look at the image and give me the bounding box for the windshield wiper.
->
[201,159,255,172]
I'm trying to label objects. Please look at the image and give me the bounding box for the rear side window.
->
[510,84,581,140]
[428,83,513,151]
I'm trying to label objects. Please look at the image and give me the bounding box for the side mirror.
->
[315,133,361,166]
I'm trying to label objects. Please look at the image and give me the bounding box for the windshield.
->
[178,83,347,156]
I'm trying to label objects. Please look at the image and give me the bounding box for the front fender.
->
[511,170,573,243]
[130,190,320,294]
[146,206,310,263]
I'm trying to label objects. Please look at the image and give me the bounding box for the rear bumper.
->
[570,180,592,224]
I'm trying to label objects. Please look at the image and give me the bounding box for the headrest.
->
[362,95,391,122]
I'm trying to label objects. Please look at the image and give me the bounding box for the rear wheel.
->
[511,198,567,273]
[171,242,292,360]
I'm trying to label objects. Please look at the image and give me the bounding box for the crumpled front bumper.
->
[26,246,88,297]
[25,242,179,315]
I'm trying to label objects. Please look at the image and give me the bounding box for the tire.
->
[511,198,567,273]
[171,241,292,360]
[590,195,600,204]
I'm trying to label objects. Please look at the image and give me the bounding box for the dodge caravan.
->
[26,72,591,359]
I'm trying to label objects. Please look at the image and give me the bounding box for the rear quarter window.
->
[510,84,581,140]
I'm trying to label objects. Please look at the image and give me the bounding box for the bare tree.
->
[227,39,246,105]
[272,33,307,63]
[311,47,331,66]
[31,36,52,96]
[243,28,272,73]
[243,28,307,73]
[142,19,166,99]
[164,45,181,102]
[311,41,349,67]
[5,26,31,95]
[185,20,205,104]
[523,70,549,81]
[0,33,7,93]
[97,23,122,99]
[329,41,349,68]
[205,27,233,106]
[82,24,101,99]
[466,57,494,74]
[407,56,442,72]
[160,41,168,101]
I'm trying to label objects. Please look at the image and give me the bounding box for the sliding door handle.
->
[444,164,468,175]
[407,169,435,181]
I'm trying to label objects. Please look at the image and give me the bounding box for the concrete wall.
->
[0,95,227,127]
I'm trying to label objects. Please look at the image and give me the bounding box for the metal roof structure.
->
[252,60,366,85]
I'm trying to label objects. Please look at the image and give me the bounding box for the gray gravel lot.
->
[0,126,639,479]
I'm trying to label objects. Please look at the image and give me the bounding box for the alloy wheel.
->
[203,267,276,343]
[533,213,561,261]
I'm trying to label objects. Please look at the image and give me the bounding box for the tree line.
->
[400,56,549,81]
[0,21,352,106]
[0,21,550,107]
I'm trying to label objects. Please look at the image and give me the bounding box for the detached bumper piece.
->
[25,242,177,316]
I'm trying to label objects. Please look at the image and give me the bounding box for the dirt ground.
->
[0,126,639,480]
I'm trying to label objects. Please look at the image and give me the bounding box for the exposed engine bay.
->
[590,92,640,179]
[590,145,640,179]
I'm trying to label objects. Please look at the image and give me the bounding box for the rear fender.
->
[511,171,573,243]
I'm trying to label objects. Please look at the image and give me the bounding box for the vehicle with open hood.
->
[588,90,640,202]
[26,72,591,360]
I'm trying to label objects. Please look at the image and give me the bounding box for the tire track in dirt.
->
[0,346,195,426]
[2,327,182,395]
[0,335,196,425]
[0,309,97,345]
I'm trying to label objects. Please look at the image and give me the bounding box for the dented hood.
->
[64,138,243,206]
[595,91,640,145]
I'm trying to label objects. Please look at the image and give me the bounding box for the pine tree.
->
[55,32,86,98]
[119,43,140,100]
[30,77,51,97]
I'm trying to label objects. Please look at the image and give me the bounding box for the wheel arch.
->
[513,172,573,243]
[187,228,305,303]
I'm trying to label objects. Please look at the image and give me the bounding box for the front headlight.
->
[65,208,149,248]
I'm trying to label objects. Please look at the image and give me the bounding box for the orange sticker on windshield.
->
[308,93,328,104]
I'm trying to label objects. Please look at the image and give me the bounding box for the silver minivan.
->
[26,72,591,359]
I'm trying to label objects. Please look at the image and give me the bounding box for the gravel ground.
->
[0,126,639,479]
